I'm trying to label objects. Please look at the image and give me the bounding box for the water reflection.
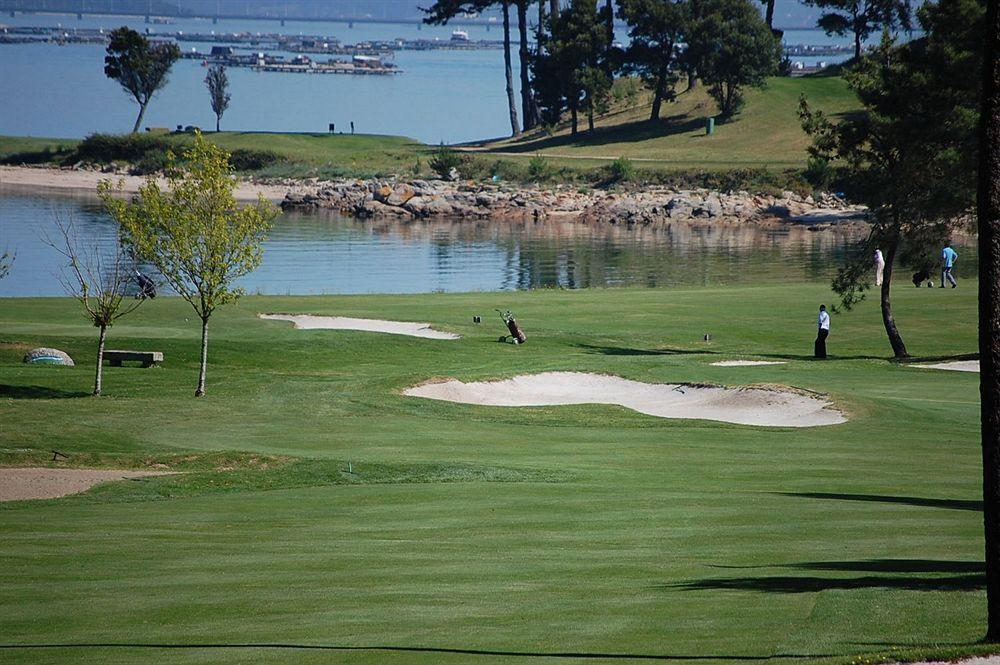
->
[0,189,921,297]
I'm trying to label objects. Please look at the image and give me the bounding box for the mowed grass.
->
[0,283,987,664]
[475,75,859,170]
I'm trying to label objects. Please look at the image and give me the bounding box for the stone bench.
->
[103,350,163,368]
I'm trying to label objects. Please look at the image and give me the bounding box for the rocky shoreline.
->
[280,178,868,227]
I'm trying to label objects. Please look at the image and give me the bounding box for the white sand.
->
[259,313,460,340]
[711,360,787,367]
[404,372,845,427]
[0,468,175,502]
[0,165,294,202]
[912,360,980,373]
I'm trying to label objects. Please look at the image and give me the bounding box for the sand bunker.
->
[404,372,845,427]
[711,360,787,367]
[912,360,980,373]
[259,314,459,340]
[0,468,175,502]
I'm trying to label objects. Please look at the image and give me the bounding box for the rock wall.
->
[280,178,867,227]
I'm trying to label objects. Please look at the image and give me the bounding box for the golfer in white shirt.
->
[815,305,830,359]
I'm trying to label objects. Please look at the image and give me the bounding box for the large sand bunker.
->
[404,372,845,427]
[0,468,175,502]
[912,360,980,373]
[260,314,459,340]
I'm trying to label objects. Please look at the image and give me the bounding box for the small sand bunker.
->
[711,360,787,367]
[912,360,980,373]
[260,314,459,340]
[0,468,174,502]
[404,372,845,427]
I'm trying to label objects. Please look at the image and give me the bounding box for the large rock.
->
[405,196,454,217]
[24,348,74,366]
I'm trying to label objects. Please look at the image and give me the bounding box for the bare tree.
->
[44,219,146,396]
[979,0,1000,641]
[205,64,231,132]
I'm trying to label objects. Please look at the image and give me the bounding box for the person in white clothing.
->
[874,248,885,286]
[815,305,830,359]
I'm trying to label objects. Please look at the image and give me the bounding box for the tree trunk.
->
[978,0,1000,641]
[132,101,148,134]
[502,2,521,136]
[604,0,614,50]
[570,105,577,135]
[93,324,107,396]
[538,0,545,53]
[853,29,862,61]
[549,0,558,16]
[196,316,209,397]
[880,230,909,358]
[765,0,775,28]
[588,106,595,133]
[216,115,221,132]
[650,62,669,121]
[517,2,537,130]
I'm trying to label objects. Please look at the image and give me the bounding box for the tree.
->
[44,219,145,396]
[686,0,781,118]
[799,0,984,359]
[761,0,776,28]
[423,1,522,135]
[104,27,181,133]
[99,133,278,397]
[618,0,689,121]
[0,251,12,280]
[204,64,231,132]
[803,0,912,61]
[979,0,1000,642]
[534,0,611,135]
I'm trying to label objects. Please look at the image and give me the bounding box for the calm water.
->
[0,188,884,297]
[0,12,863,143]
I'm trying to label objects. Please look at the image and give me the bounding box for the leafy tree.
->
[761,0,776,28]
[99,133,278,396]
[686,0,781,118]
[204,64,231,132]
[44,219,145,396]
[618,0,689,121]
[424,1,523,135]
[979,0,1000,641]
[803,0,912,60]
[799,0,984,358]
[534,0,611,135]
[104,27,181,133]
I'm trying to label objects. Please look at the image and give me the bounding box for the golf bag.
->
[497,310,526,344]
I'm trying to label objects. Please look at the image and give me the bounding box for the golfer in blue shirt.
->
[941,245,958,288]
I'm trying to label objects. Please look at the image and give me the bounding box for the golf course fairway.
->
[0,283,988,664]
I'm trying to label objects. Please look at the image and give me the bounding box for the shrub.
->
[803,155,834,189]
[428,144,464,178]
[228,148,281,171]
[527,154,550,181]
[607,156,635,183]
[74,133,172,162]
[129,149,172,175]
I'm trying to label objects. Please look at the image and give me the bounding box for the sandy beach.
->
[0,165,296,202]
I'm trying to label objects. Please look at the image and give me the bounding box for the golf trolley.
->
[496,309,527,344]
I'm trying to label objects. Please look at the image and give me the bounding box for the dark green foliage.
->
[104,27,181,133]
[805,0,913,60]
[528,154,551,180]
[428,144,465,178]
[617,0,689,121]
[607,156,636,182]
[130,149,172,175]
[74,132,172,162]
[799,0,985,355]
[686,0,782,118]
[534,0,613,135]
[227,148,282,171]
